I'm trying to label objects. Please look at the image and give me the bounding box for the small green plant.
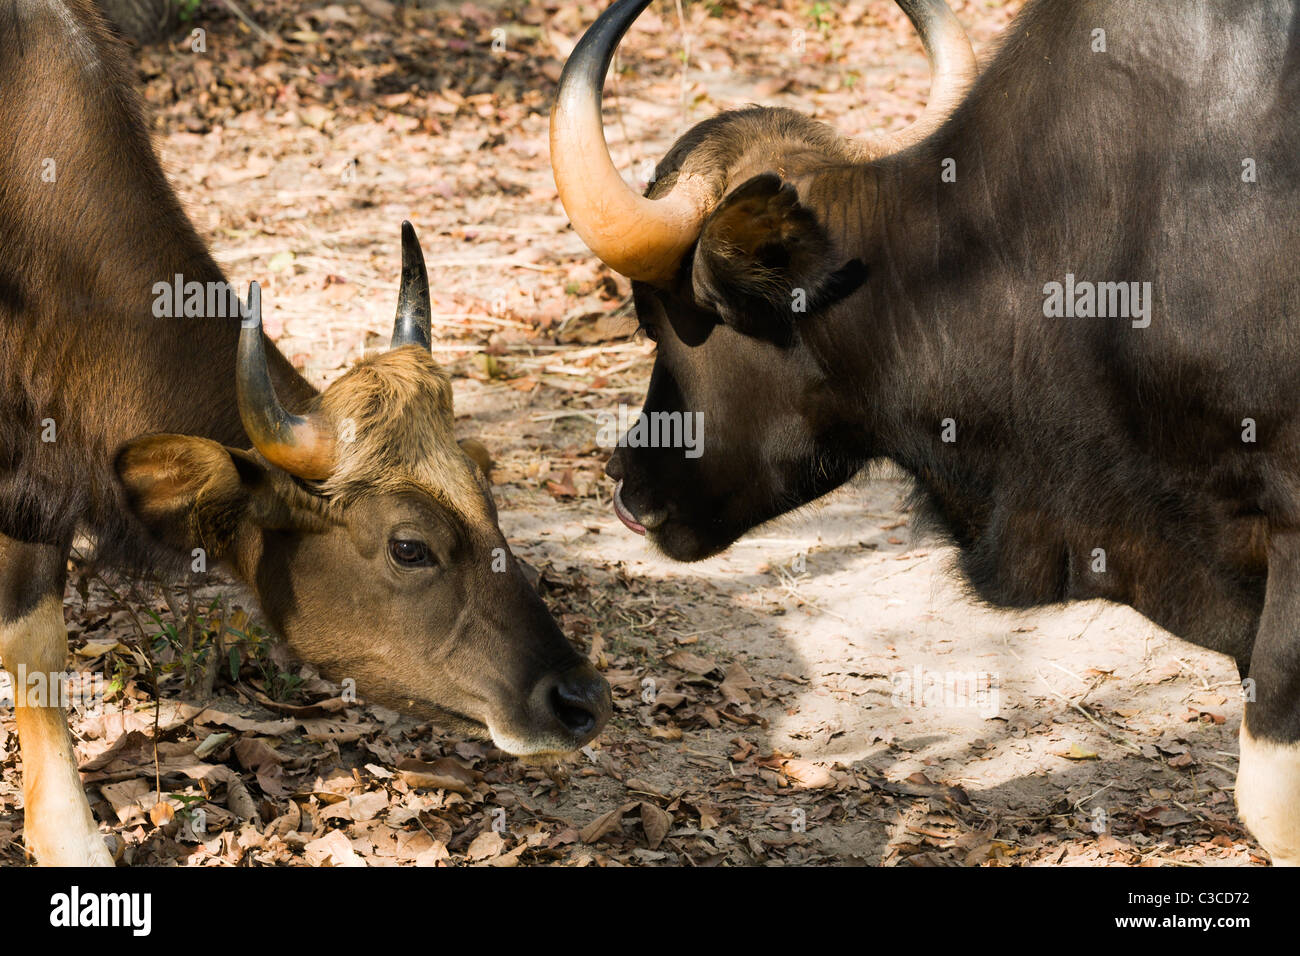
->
[74,553,313,707]
[169,792,207,831]
[807,2,833,35]
[262,665,305,701]
[177,0,202,22]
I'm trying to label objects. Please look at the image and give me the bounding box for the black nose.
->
[604,453,624,481]
[542,665,612,743]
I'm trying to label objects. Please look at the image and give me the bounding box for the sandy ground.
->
[501,471,1252,864]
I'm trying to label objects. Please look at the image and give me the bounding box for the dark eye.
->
[389,539,434,567]
[638,324,658,343]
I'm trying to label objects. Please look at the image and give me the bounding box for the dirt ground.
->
[0,0,1264,865]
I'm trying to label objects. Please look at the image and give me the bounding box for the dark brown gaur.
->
[549,0,1300,867]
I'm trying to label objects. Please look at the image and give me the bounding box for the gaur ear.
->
[691,172,867,345]
[115,434,327,559]
[458,438,493,479]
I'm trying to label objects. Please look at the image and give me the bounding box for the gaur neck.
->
[801,148,1019,554]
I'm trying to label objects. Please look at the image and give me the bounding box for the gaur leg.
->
[0,532,113,866]
[1237,529,1300,866]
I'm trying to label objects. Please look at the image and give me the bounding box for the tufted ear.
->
[115,434,329,560]
[691,173,867,346]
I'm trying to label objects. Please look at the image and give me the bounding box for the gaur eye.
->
[389,539,434,567]
[638,324,658,343]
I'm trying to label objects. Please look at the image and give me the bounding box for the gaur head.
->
[551,0,976,559]
[114,223,611,756]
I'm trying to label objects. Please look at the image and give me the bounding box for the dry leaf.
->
[639,802,671,849]
[304,830,365,867]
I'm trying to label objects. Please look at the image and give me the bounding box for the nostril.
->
[549,682,598,737]
[531,666,611,747]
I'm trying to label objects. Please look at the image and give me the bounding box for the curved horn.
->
[391,220,432,350]
[877,0,977,153]
[550,0,712,284]
[237,282,337,480]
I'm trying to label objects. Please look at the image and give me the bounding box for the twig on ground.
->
[216,0,279,47]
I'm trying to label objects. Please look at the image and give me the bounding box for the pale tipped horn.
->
[391,220,432,350]
[236,282,337,480]
[550,0,712,285]
[876,0,977,152]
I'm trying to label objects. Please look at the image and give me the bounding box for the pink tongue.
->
[612,481,646,535]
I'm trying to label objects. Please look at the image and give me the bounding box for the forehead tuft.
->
[651,107,853,203]
[315,347,484,512]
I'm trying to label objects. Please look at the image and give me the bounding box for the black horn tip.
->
[241,281,262,330]
[392,220,433,351]
[400,221,426,272]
